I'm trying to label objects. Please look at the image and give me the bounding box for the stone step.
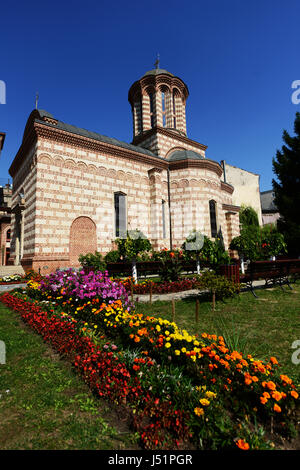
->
[0,265,25,277]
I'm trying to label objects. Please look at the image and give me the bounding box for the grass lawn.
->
[136,282,300,384]
[0,302,140,450]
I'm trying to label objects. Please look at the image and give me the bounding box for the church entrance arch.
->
[69,216,97,265]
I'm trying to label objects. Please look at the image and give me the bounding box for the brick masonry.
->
[8,69,244,274]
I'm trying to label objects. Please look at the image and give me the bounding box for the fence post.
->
[172,299,175,322]
[132,259,137,284]
[240,255,245,274]
[212,289,216,311]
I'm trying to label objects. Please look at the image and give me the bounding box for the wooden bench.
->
[105,260,199,278]
[240,259,300,297]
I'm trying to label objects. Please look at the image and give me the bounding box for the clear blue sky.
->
[0,0,299,191]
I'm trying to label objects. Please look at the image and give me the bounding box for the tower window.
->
[162,92,165,111]
[209,200,217,238]
[173,93,176,128]
[162,92,166,127]
[149,92,154,128]
[114,192,127,238]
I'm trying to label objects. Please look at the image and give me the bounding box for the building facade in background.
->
[260,190,280,226]
[8,67,258,274]
[224,163,263,225]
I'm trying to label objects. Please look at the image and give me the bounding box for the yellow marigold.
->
[194,407,204,416]
[175,350,180,356]
[205,391,217,399]
[199,398,210,406]
[165,342,171,348]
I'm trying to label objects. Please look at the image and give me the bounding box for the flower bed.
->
[2,269,299,450]
[0,275,24,285]
[0,291,191,449]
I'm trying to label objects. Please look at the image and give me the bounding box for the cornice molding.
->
[222,203,240,212]
[221,181,234,194]
[132,126,207,152]
[128,73,189,104]
[169,158,223,177]
[9,121,169,177]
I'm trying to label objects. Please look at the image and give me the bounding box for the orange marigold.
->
[280,374,292,385]
[291,390,299,399]
[260,396,268,405]
[266,381,276,391]
[236,439,250,450]
[271,391,282,402]
[273,404,281,413]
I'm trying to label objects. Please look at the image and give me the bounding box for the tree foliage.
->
[239,205,259,228]
[272,112,300,256]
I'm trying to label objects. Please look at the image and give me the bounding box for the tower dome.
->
[128,66,189,139]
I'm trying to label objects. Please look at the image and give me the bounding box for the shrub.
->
[104,250,121,263]
[115,230,152,261]
[154,249,184,282]
[230,225,287,261]
[195,271,240,299]
[78,251,106,271]
[182,233,230,269]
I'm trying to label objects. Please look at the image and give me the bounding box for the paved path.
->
[0,283,27,292]
[131,280,267,303]
[0,280,267,300]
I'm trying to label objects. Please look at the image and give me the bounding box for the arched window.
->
[161,92,166,127]
[209,200,217,238]
[114,192,127,238]
[133,93,143,135]
[162,200,166,238]
[149,92,155,128]
[172,92,176,128]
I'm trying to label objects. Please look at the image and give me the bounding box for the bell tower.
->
[128,63,190,157]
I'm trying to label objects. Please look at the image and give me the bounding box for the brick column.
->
[148,168,163,244]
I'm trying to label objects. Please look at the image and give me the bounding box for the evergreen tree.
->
[272,112,300,256]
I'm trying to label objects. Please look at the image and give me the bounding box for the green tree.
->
[272,112,300,256]
[239,205,259,228]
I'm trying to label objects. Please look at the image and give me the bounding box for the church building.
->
[8,65,242,274]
